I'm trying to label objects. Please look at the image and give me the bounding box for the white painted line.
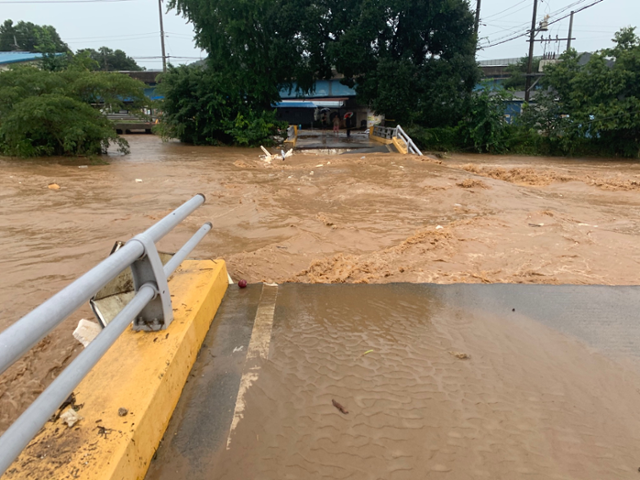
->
[226,283,278,449]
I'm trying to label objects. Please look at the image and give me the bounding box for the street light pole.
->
[475,0,481,38]
[524,0,539,103]
[157,0,167,72]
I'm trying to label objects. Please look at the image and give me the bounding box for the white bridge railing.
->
[395,125,423,156]
[372,125,423,156]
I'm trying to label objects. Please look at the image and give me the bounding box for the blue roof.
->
[273,101,316,108]
[0,52,48,65]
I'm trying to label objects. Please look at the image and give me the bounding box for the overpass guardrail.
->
[0,195,211,476]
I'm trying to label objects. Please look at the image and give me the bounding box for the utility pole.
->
[524,0,539,103]
[474,0,481,38]
[157,0,167,72]
[567,11,575,51]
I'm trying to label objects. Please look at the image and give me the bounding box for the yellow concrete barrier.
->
[369,131,394,145]
[392,136,408,154]
[2,259,228,480]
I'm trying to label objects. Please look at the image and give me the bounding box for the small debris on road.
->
[449,351,470,360]
[332,399,349,414]
[60,409,82,428]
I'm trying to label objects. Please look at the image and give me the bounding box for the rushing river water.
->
[2,134,640,434]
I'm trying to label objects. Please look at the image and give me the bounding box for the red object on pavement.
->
[238,279,248,288]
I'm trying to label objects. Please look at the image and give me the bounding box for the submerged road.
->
[146,283,640,480]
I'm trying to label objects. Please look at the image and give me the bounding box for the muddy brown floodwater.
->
[2,135,640,439]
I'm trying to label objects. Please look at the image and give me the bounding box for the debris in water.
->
[309,171,314,175]
[238,279,248,288]
[361,156,366,159]
[316,164,324,167]
[73,319,102,347]
[436,225,443,230]
[78,165,88,169]
[135,179,143,183]
[233,346,244,353]
[48,183,60,190]
[449,351,470,360]
[118,407,128,417]
[528,223,544,227]
[60,409,82,428]
[359,349,374,357]
[332,399,349,414]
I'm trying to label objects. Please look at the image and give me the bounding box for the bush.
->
[155,64,287,147]
[0,63,148,157]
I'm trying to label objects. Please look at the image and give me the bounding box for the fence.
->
[0,194,211,476]
[395,125,423,156]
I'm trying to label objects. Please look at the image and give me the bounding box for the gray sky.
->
[478,0,638,61]
[1,0,637,70]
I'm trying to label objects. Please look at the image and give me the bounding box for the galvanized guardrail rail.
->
[371,125,423,156]
[395,125,423,156]
[0,194,211,476]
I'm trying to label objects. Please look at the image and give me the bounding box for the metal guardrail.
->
[372,125,395,139]
[395,125,423,156]
[0,194,211,476]
[371,124,423,156]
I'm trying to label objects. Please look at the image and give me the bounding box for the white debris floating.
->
[73,319,102,348]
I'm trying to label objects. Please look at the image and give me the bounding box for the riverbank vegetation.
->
[0,59,148,156]
[410,27,640,158]
[160,0,479,146]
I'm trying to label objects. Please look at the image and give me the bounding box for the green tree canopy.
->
[0,60,149,157]
[155,64,286,146]
[76,47,144,71]
[165,0,479,143]
[0,20,68,53]
[169,0,326,108]
[523,27,640,157]
[325,0,479,126]
[503,56,541,90]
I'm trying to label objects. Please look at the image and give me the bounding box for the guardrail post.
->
[127,232,173,331]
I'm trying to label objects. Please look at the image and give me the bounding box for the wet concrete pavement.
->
[294,130,393,153]
[146,283,640,480]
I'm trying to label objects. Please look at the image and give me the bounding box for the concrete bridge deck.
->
[145,283,640,480]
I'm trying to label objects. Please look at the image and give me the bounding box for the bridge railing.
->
[395,125,423,156]
[0,195,212,476]
[372,125,395,139]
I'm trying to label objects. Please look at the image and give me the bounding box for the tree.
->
[76,47,143,71]
[0,59,149,157]
[165,0,479,145]
[524,27,640,157]
[326,0,480,127]
[503,56,541,90]
[155,64,286,146]
[168,0,326,108]
[0,20,68,53]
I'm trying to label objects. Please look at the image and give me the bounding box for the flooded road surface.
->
[2,135,640,434]
[147,284,640,480]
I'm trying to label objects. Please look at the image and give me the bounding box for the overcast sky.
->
[1,0,637,70]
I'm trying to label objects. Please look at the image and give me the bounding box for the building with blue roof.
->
[0,51,65,70]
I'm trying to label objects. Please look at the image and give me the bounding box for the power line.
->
[479,0,606,50]
[481,0,590,47]
[482,1,531,22]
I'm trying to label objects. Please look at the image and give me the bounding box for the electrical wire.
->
[482,0,530,21]
[480,0,606,50]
